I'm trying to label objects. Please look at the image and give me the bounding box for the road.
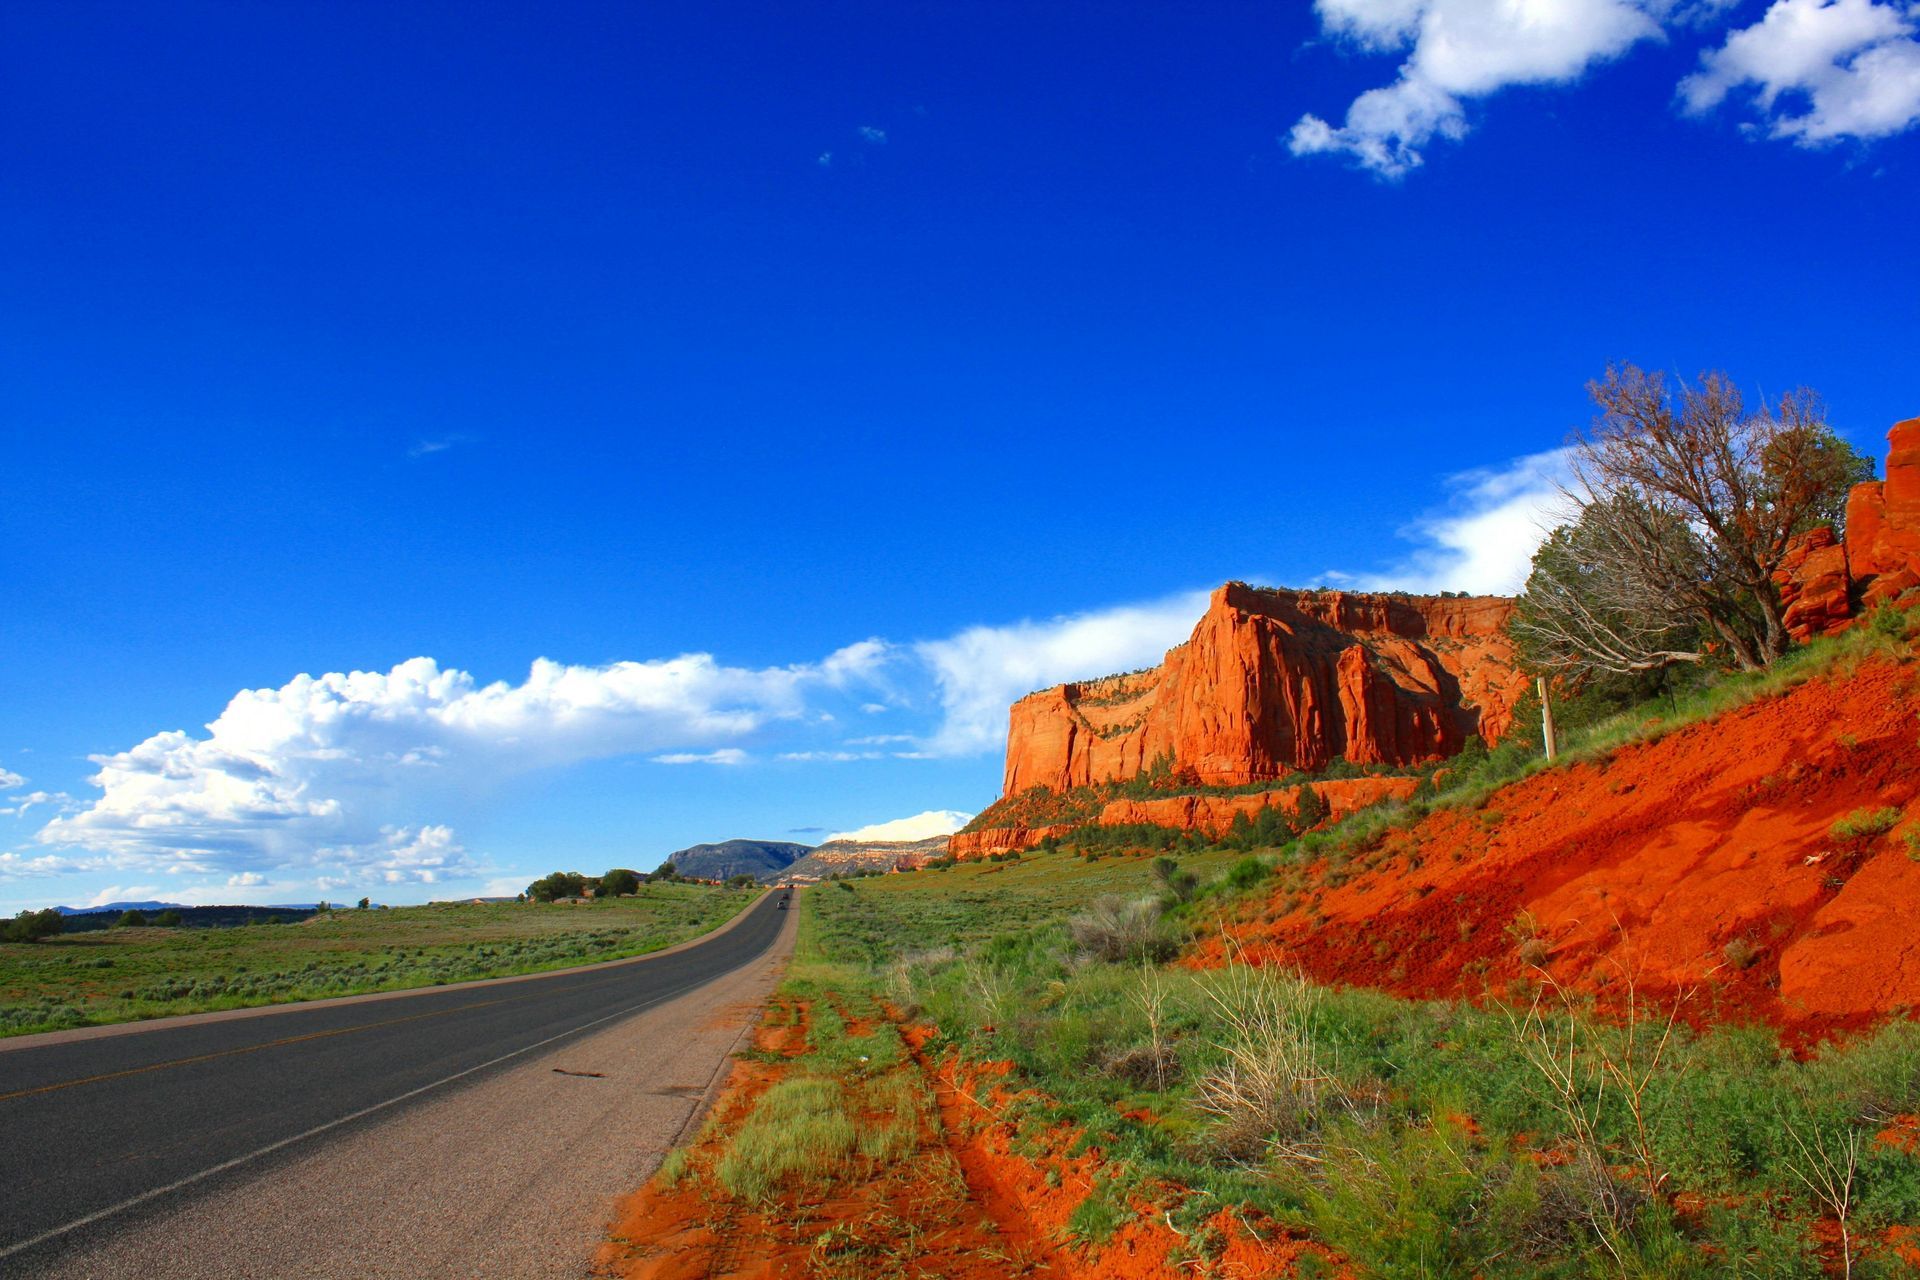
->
[0,889,798,1278]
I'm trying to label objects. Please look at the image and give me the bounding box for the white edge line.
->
[0,973,714,1262]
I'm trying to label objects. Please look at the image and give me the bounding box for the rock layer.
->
[1001,584,1526,796]
[1843,417,1920,610]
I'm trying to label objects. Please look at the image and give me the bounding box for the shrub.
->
[1723,936,1762,972]
[1192,964,1342,1162]
[1830,807,1902,841]
[598,868,641,897]
[1221,856,1271,893]
[1068,896,1176,965]
[1150,856,1198,903]
[117,909,149,928]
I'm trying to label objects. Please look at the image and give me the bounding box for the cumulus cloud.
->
[36,644,886,880]
[0,768,24,791]
[913,590,1211,757]
[826,809,974,843]
[1290,0,1676,176]
[1327,448,1573,593]
[228,872,266,887]
[1680,0,1920,142]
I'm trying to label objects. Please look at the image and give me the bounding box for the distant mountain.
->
[776,835,950,883]
[658,839,814,882]
[54,900,187,916]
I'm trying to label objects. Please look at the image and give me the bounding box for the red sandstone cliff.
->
[1773,417,1920,640]
[1001,584,1527,796]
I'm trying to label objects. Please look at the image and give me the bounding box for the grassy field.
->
[776,844,1920,1278]
[0,881,758,1037]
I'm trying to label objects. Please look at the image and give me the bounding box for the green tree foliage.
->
[116,909,148,928]
[4,908,65,943]
[726,873,758,889]
[154,909,183,927]
[356,897,371,910]
[597,868,641,898]
[526,871,590,902]
[1523,365,1872,677]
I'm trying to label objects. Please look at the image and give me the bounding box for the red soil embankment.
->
[1199,657,1920,1035]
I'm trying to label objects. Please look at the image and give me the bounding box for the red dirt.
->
[599,999,1334,1280]
[1196,655,1920,1037]
[901,1024,1336,1280]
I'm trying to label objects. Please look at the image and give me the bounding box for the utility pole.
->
[1538,676,1557,763]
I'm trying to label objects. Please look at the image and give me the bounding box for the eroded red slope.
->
[1201,654,1920,1035]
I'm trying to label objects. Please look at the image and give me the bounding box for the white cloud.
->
[0,790,69,819]
[651,748,751,766]
[1681,0,1920,142]
[913,590,1210,757]
[407,434,472,459]
[0,850,100,879]
[0,768,24,791]
[826,809,974,843]
[1326,448,1573,593]
[1290,0,1686,176]
[365,824,475,883]
[37,643,886,878]
[817,151,834,166]
[227,872,266,887]
[777,750,881,762]
[83,884,160,908]
[858,125,888,143]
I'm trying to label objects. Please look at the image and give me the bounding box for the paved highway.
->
[0,890,796,1277]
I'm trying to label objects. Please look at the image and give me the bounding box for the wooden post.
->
[1538,676,1557,763]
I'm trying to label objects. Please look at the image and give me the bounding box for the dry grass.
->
[1191,961,1344,1164]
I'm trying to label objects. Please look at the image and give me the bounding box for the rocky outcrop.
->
[1775,527,1853,641]
[1773,417,1920,639]
[1844,417,1920,609]
[776,835,951,883]
[946,778,1425,857]
[946,825,1077,860]
[1002,584,1526,796]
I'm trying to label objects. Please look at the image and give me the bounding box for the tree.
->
[357,897,371,910]
[1519,365,1871,677]
[526,871,589,902]
[653,862,681,883]
[117,909,148,928]
[154,909,183,927]
[597,868,640,898]
[726,873,758,889]
[4,908,65,943]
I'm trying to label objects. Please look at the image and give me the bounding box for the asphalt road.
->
[0,890,795,1277]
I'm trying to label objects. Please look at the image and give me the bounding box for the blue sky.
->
[4,0,1917,909]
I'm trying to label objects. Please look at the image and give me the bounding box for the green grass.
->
[1831,807,1905,841]
[0,881,757,1037]
[795,840,1920,1277]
